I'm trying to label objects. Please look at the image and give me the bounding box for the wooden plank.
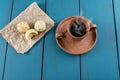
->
[42,0,80,80]
[113,0,120,65]
[3,0,45,80]
[0,0,13,79]
[80,0,120,80]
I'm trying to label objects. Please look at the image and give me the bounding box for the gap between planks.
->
[2,0,14,80]
[112,0,120,78]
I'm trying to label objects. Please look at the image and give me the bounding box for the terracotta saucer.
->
[55,16,97,54]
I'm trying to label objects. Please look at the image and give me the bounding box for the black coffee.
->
[70,20,86,37]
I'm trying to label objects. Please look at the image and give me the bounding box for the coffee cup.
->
[56,16,96,40]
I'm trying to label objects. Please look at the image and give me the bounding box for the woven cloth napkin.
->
[0,2,55,54]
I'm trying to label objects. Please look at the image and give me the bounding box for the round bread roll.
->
[34,21,46,32]
[17,21,30,33]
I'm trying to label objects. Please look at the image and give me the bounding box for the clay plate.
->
[56,16,97,54]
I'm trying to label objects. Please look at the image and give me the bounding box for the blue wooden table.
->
[0,0,120,80]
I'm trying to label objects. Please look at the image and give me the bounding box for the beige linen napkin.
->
[0,2,55,54]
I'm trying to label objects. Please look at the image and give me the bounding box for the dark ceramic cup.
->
[67,16,96,40]
[56,16,96,40]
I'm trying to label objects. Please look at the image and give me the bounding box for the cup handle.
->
[90,24,96,31]
[0,30,1,35]
[56,30,67,39]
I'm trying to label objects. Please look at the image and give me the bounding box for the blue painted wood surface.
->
[114,0,120,63]
[81,0,119,80]
[0,0,120,80]
[80,0,119,80]
[2,0,45,80]
[43,0,80,80]
[0,0,13,80]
